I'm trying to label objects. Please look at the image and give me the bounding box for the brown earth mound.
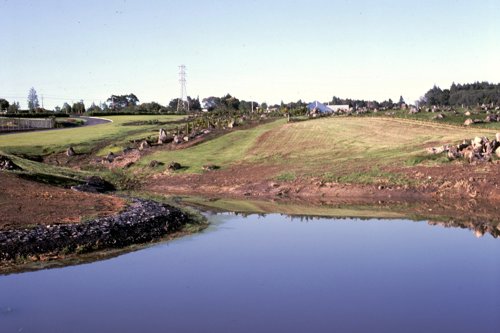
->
[0,172,125,229]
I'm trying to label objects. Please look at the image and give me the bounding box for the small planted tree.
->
[27,87,39,112]
[61,102,72,114]
[0,98,9,112]
[86,102,102,113]
[72,101,86,114]
[7,101,20,113]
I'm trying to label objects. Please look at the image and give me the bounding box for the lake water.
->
[1,213,499,333]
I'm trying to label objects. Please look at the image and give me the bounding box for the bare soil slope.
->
[0,173,125,229]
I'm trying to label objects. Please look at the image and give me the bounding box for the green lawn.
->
[0,115,184,156]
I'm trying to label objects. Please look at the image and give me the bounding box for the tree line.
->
[420,81,500,107]
[330,95,405,110]
[2,81,498,115]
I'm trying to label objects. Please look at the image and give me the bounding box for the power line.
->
[0,94,104,102]
[177,65,189,113]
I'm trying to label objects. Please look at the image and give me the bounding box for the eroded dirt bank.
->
[144,161,500,204]
[0,173,125,229]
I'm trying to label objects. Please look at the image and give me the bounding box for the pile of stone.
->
[172,129,210,145]
[0,155,22,171]
[464,113,500,126]
[427,133,500,162]
[0,199,192,261]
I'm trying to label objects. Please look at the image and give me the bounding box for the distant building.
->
[306,101,331,114]
[306,101,350,114]
[327,104,350,112]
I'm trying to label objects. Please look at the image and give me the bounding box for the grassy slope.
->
[140,117,498,183]
[248,117,498,182]
[0,115,184,188]
[0,115,184,156]
[2,114,498,187]
[138,119,287,172]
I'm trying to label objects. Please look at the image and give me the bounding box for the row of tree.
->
[0,87,305,115]
[0,87,39,113]
[330,95,406,109]
[421,82,500,106]
[3,81,499,115]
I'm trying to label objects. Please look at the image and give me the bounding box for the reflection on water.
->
[1,213,499,333]
[427,219,499,239]
[289,214,500,239]
[215,210,500,239]
[186,196,500,239]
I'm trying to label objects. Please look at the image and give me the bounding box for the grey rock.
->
[168,162,182,170]
[66,147,76,157]
[106,152,115,163]
[0,156,22,171]
[139,140,150,151]
[158,128,168,144]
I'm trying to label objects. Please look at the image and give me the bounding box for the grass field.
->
[139,117,499,182]
[0,115,184,156]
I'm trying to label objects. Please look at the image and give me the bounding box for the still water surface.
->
[1,213,499,333]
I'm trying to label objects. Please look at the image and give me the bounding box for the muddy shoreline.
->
[145,174,500,238]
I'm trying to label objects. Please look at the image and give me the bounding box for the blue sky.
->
[1,0,499,109]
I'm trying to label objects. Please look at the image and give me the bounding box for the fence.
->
[0,117,55,132]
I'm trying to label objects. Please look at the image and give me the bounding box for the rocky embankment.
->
[427,133,500,162]
[0,199,193,262]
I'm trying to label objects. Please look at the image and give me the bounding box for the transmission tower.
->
[177,65,189,112]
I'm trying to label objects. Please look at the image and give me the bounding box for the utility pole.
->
[177,65,189,113]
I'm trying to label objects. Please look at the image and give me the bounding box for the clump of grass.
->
[101,169,140,190]
[95,144,127,157]
[405,153,450,166]
[321,172,337,182]
[276,172,296,182]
